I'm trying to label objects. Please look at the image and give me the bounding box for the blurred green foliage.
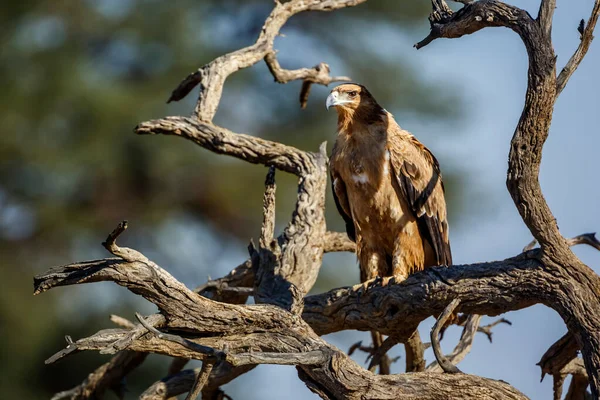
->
[0,0,464,398]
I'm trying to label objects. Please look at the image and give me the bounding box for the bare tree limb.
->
[322,231,355,252]
[141,366,242,400]
[427,314,482,372]
[185,361,215,400]
[563,359,591,400]
[136,116,317,176]
[537,0,557,38]
[167,0,367,121]
[413,0,600,393]
[194,259,254,303]
[538,332,580,382]
[431,298,462,374]
[538,332,590,400]
[264,51,351,108]
[403,330,426,372]
[556,1,600,95]
[524,232,600,252]
[37,235,529,399]
[303,254,540,339]
[50,351,146,400]
[477,317,512,343]
[102,220,149,263]
[135,313,329,367]
[140,368,198,400]
[101,314,166,355]
[365,336,397,372]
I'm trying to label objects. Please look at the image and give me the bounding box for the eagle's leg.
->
[390,234,426,281]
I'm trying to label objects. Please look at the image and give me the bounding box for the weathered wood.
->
[166,0,362,121]
[36,0,600,399]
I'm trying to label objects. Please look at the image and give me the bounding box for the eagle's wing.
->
[330,165,356,242]
[389,132,452,266]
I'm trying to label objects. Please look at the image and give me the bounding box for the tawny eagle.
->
[326,83,452,283]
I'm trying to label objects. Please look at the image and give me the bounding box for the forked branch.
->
[167,0,366,121]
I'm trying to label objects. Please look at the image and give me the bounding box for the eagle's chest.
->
[333,140,406,228]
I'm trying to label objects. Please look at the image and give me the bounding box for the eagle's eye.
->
[348,90,358,98]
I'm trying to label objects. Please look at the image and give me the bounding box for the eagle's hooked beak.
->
[326,91,348,110]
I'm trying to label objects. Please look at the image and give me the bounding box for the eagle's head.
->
[326,84,383,121]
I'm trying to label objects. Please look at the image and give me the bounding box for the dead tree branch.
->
[477,317,512,343]
[427,314,481,372]
[322,231,355,252]
[185,361,215,400]
[136,116,317,177]
[415,0,600,394]
[37,227,528,399]
[167,0,366,121]
[37,0,600,398]
[524,232,600,252]
[431,298,462,374]
[50,351,146,400]
[264,51,351,108]
[556,1,600,94]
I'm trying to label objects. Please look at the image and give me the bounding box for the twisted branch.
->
[167,0,366,121]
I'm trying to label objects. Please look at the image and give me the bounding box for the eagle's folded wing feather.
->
[330,168,356,242]
[389,133,452,266]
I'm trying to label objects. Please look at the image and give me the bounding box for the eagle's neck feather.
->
[336,105,386,135]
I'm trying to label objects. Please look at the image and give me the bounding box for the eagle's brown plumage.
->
[327,83,451,283]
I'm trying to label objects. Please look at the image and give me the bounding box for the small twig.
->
[348,341,367,356]
[556,1,600,95]
[109,314,136,329]
[101,313,166,355]
[194,259,253,297]
[45,335,79,364]
[51,388,80,400]
[367,336,398,371]
[102,220,149,262]
[578,19,586,39]
[135,313,224,360]
[195,280,254,295]
[477,318,512,343]
[553,374,565,400]
[264,52,350,109]
[523,232,600,252]
[299,81,312,109]
[185,360,215,400]
[431,298,462,374]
